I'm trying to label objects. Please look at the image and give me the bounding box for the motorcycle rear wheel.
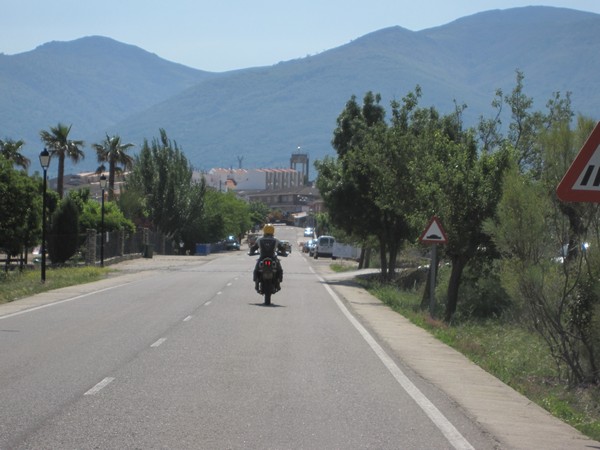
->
[262,279,272,305]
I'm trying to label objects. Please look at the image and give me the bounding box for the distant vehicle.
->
[280,240,292,253]
[302,240,312,253]
[305,239,317,256]
[224,235,240,251]
[314,235,336,259]
[304,227,314,237]
[246,233,259,247]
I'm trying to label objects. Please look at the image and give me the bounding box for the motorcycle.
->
[248,250,287,305]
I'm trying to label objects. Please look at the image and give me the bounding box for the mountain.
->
[0,36,213,168]
[2,7,599,177]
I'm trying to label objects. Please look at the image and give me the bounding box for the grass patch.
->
[0,266,111,304]
[330,260,359,272]
[357,276,600,441]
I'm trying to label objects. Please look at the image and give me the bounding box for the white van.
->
[314,236,336,259]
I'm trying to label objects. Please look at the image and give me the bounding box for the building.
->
[52,171,128,201]
[199,151,322,218]
[202,167,305,192]
[238,184,322,215]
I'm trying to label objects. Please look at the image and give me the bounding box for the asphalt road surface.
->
[0,226,582,449]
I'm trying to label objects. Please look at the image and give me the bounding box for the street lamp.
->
[39,148,51,283]
[99,174,107,267]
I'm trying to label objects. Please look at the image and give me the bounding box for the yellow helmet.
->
[263,224,275,235]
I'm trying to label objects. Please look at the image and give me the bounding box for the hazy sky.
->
[3,1,600,72]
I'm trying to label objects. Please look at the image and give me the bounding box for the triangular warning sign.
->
[419,216,448,244]
[557,121,600,202]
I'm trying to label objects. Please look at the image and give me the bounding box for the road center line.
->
[319,275,474,450]
[150,338,167,347]
[84,377,115,396]
[183,315,193,321]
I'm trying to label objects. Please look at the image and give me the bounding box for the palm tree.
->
[40,123,85,198]
[92,134,135,200]
[0,138,30,170]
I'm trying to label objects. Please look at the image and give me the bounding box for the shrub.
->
[48,197,80,264]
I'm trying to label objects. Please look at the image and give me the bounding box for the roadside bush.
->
[48,197,80,264]
[456,260,512,319]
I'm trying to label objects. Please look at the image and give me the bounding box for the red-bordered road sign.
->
[419,216,448,244]
[557,121,600,203]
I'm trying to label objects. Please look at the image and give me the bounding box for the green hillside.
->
[1,7,598,176]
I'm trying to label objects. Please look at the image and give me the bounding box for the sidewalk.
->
[322,268,600,450]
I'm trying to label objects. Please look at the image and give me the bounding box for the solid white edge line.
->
[0,282,135,320]
[319,276,475,450]
[84,377,115,396]
[150,338,167,348]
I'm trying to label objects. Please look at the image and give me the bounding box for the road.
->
[0,226,595,449]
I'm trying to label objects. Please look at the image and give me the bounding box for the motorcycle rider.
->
[250,224,286,293]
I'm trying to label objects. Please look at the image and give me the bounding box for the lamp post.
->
[99,174,107,267]
[39,148,51,283]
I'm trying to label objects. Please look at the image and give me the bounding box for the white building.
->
[201,168,305,192]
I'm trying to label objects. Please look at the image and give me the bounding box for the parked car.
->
[306,239,317,256]
[224,235,240,250]
[302,240,312,253]
[280,240,292,253]
[304,227,314,237]
[314,235,336,259]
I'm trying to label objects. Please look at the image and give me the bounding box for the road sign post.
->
[419,217,448,318]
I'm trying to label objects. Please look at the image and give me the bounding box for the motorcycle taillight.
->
[265,260,271,267]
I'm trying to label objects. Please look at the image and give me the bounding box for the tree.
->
[317,92,402,278]
[40,123,85,198]
[68,188,135,235]
[92,134,135,201]
[47,196,80,264]
[249,201,271,228]
[202,190,252,241]
[504,70,547,177]
[0,157,41,269]
[0,138,30,170]
[486,82,600,384]
[412,106,511,321]
[125,129,206,248]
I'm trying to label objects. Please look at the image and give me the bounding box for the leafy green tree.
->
[487,104,600,384]
[504,70,543,175]
[0,138,30,170]
[67,188,135,234]
[40,123,85,198]
[321,88,511,316]
[117,185,150,229]
[92,134,135,201]
[177,180,206,253]
[202,190,251,241]
[249,201,271,228]
[79,201,135,234]
[417,112,511,321]
[0,157,41,268]
[317,92,406,278]
[47,196,80,264]
[125,129,206,247]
